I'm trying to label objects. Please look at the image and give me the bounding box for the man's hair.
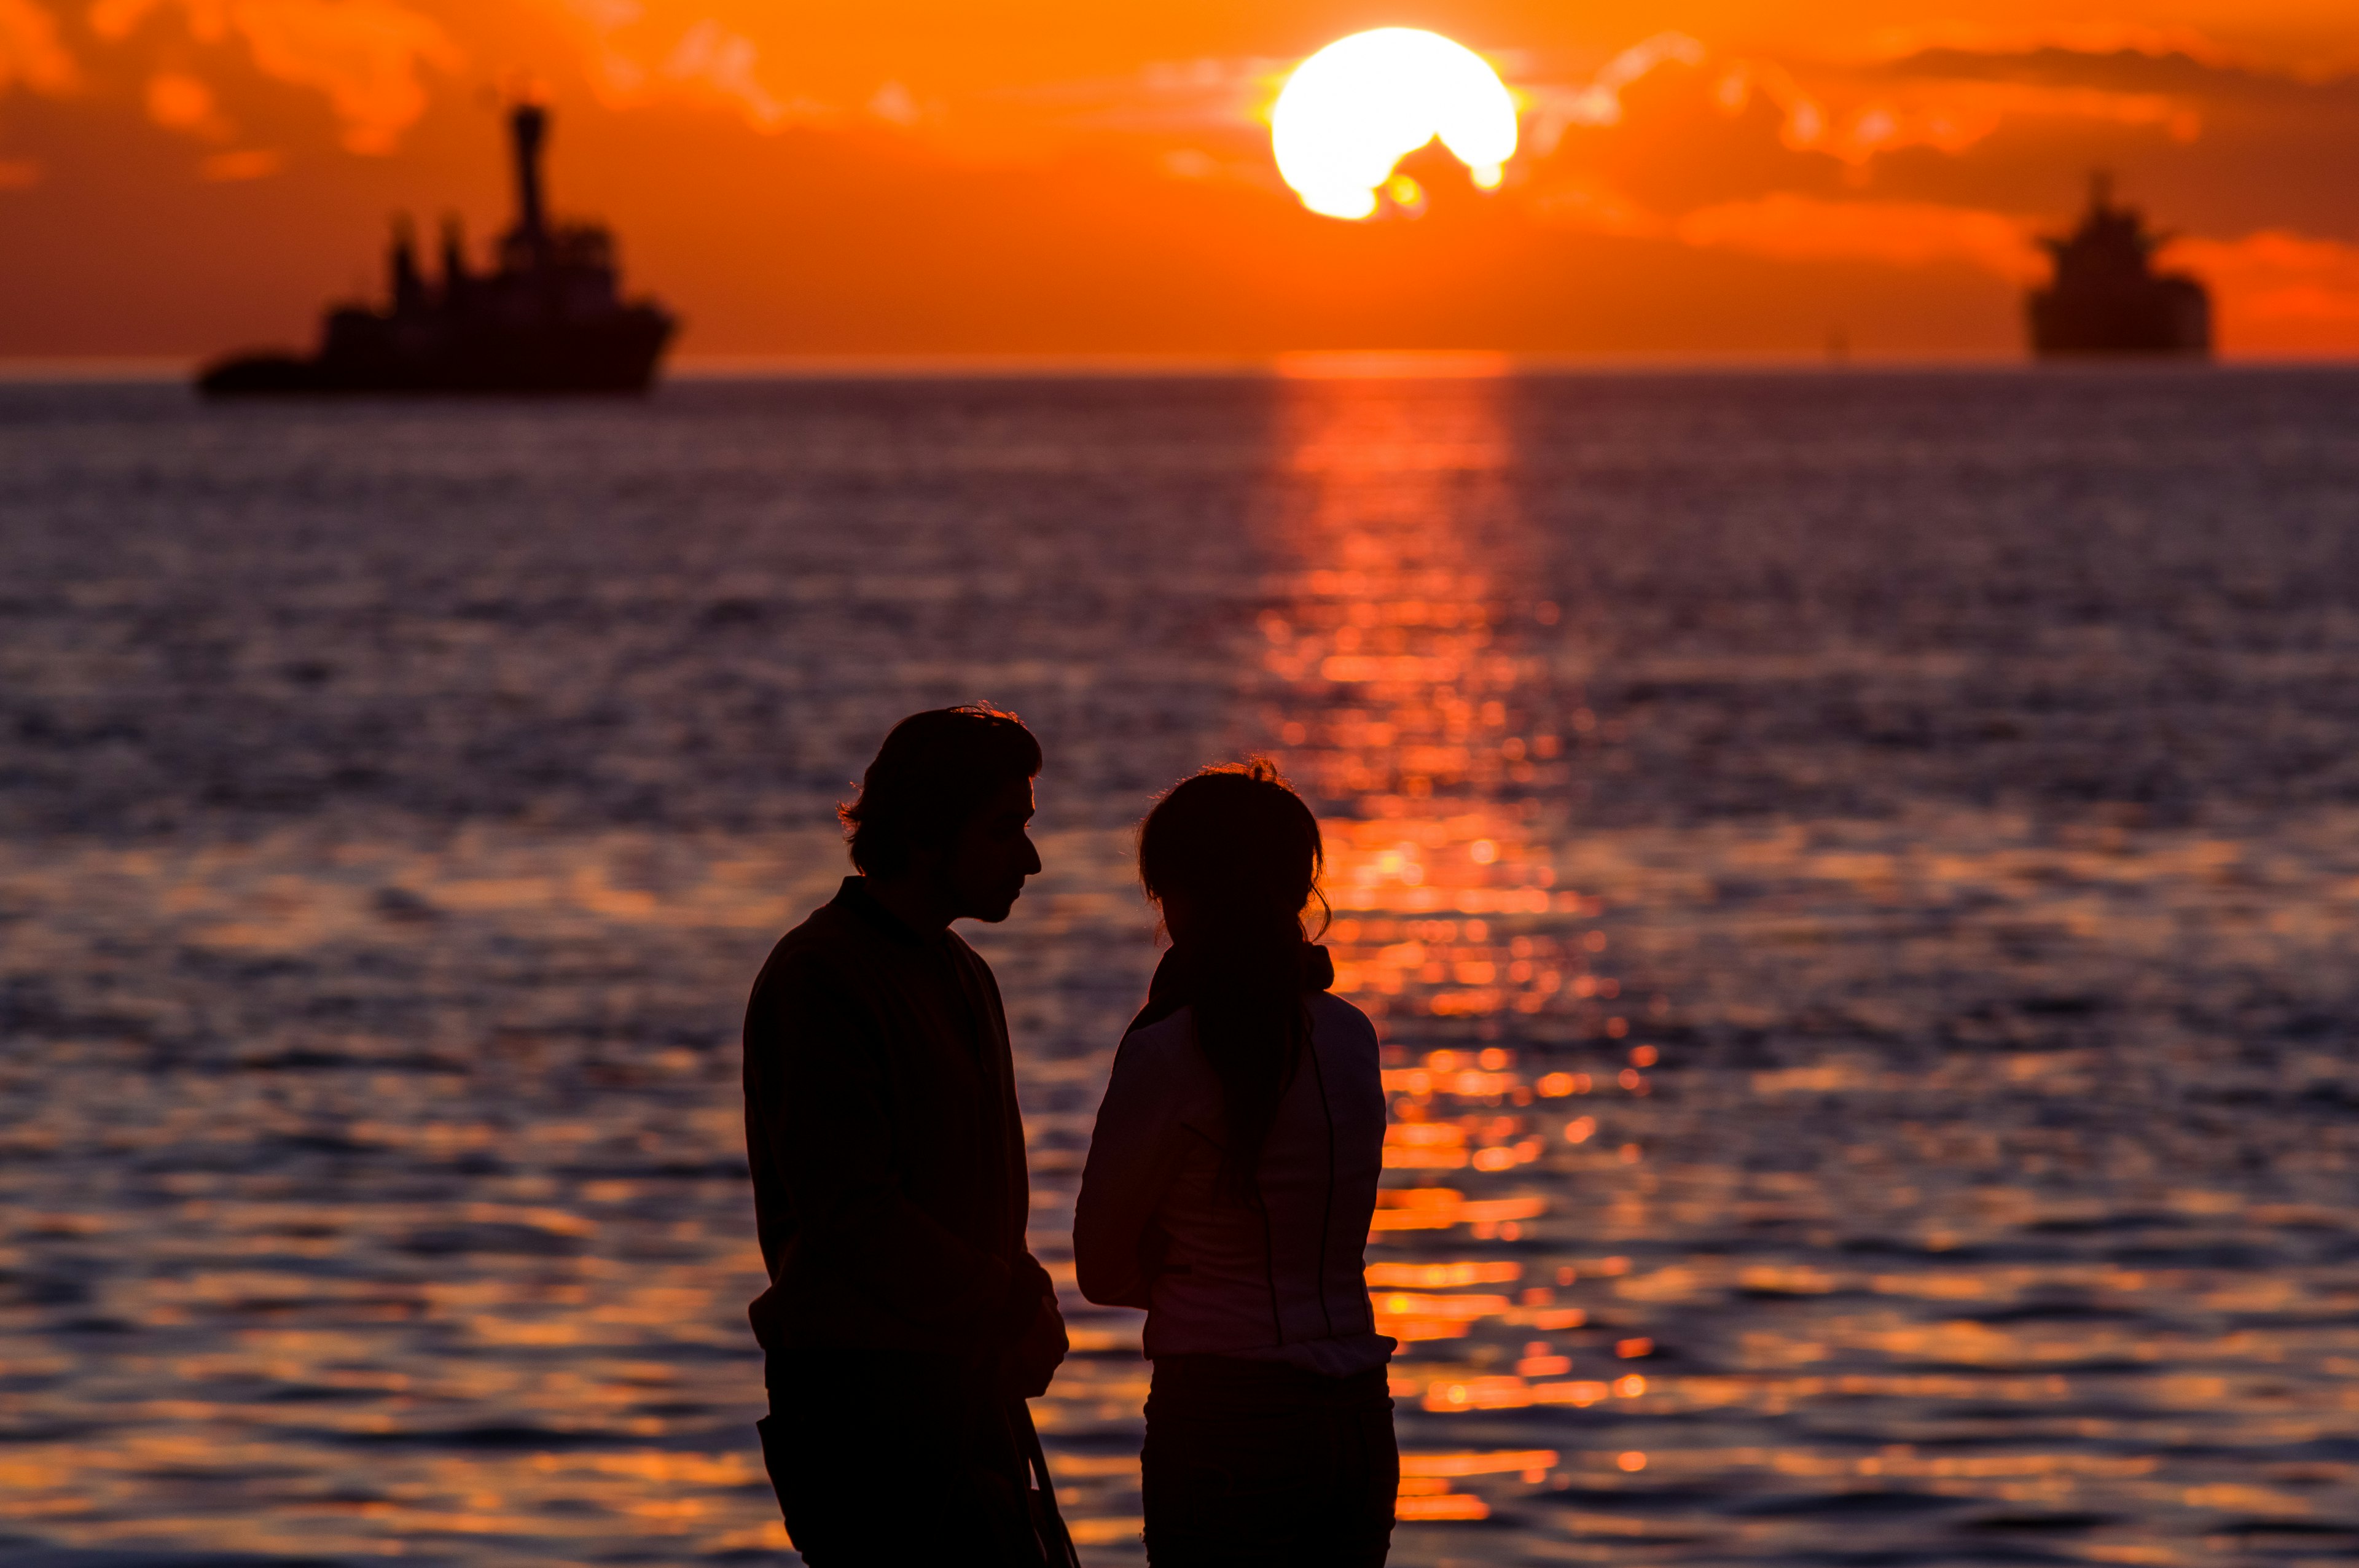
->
[840,704,1043,876]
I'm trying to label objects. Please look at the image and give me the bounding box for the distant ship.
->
[2027,174,2210,359]
[200,105,676,396]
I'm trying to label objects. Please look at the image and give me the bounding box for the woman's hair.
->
[1138,759,1328,1201]
[840,704,1041,876]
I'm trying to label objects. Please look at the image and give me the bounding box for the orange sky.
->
[2,0,2357,357]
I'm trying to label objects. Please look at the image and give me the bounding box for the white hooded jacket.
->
[1074,981,1394,1377]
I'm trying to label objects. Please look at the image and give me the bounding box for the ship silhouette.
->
[200,105,676,396]
[2027,174,2210,358]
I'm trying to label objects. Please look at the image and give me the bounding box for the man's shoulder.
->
[748,900,887,1013]
[765,899,869,965]
[942,926,999,981]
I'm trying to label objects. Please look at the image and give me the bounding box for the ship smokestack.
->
[389,213,424,313]
[510,103,549,243]
[440,214,468,281]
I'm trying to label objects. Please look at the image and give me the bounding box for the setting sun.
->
[1271,28,1519,220]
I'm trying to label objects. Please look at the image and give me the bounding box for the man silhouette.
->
[743,706,1074,1566]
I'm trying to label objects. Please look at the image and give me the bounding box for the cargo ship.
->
[2027,174,2210,358]
[200,105,676,395]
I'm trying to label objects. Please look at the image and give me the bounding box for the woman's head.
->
[1138,759,1325,946]
[1138,760,1328,1203]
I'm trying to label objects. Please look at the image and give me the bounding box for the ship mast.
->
[510,104,550,254]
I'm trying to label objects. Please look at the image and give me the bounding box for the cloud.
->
[146,69,232,137]
[0,153,38,185]
[1528,173,1664,238]
[555,4,825,130]
[0,0,76,96]
[993,55,1290,140]
[867,79,917,126]
[93,0,460,153]
[1522,32,1705,152]
[1520,33,2216,182]
[1698,50,2206,166]
[559,0,636,25]
[198,144,282,177]
[232,1,462,153]
[89,0,229,44]
[662,18,813,128]
[2171,231,2359,348]
[1527,171,2047,283]
[1845,21,2232,69]
[1675,192,2042,280]
[1798,76,2197,163]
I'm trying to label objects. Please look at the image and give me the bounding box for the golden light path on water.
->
[1253,371,1658,1524]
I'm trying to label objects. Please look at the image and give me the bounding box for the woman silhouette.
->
[1076,761,1397,1566]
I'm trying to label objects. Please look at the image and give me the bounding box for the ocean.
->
[2,367,2357,1567]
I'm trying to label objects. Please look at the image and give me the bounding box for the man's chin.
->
[966,889,1025,924]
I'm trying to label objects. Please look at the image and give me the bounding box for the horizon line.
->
[4,349,2355,384]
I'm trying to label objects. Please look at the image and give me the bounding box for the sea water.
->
[2,368,2357,1567]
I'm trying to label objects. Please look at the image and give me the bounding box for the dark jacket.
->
[743,876,1046,1361]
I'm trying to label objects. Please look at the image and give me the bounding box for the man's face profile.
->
[939,776,1040,923]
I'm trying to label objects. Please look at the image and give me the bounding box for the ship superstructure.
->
[2027,175,2210,358]
[200,106,676,395]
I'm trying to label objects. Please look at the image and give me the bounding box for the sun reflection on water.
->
[1251,373,1670,1525]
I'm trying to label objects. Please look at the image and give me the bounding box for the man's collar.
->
[832,875,933,948]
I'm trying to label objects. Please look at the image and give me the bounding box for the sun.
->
[1271,28,1518,221]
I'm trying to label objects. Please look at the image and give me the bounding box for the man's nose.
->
[1022,835,1043,875]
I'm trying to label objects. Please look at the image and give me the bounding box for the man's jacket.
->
[743,876,1043,1360]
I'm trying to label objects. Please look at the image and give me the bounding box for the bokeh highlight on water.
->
[4,369,2358,1566]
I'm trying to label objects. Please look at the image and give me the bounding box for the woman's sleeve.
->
[1073,1028,1188,1309]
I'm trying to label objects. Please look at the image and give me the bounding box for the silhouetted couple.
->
[743,706,1397,1566]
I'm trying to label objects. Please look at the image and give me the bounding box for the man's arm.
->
[1073,1028,1189,1310]
[970,952,1068,1396]
[1000,1255,1068,1398]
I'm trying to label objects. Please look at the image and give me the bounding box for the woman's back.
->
[1076,988,1390,1374]
[1086,757,1399,1566]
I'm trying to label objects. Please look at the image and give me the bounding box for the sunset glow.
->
[4,2,2359,355]
[1271,29,1518,220]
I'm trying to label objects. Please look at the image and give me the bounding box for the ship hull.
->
[2027,278,2210,359]
[200,309,676,397]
